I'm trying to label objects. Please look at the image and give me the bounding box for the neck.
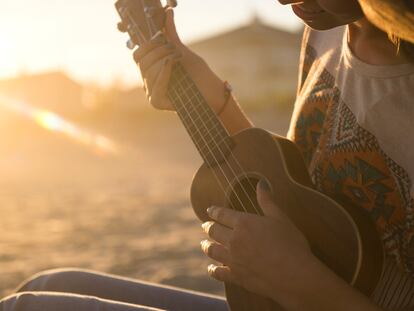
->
[167,63,234,167]
[348,18,410,65]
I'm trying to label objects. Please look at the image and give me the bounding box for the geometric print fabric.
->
[290,45,414,276]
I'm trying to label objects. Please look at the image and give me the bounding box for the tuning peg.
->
[118,7,126,15]
[167,0,177,8]
[126,39,137,50]
[117,22,127,33]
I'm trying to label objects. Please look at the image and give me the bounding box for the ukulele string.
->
[148,3,260,214]
[177,68,262,216]
[169,75,251,214]
[131,3,253,214]
[170,65,260,215]
[169,89,248,213]
[205,120,263,216]
[191,95,263,215]
[124,4,259,214]
[176,66,262,215]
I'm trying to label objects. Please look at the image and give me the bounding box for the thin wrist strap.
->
[217,81,233,116]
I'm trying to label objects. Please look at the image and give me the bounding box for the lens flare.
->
[35,111,62,131]
[0,94,118,155]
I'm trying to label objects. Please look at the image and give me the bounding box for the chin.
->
[303,15,357,31]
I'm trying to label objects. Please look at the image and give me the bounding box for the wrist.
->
[268,252,319,308]
[178,47,253,134]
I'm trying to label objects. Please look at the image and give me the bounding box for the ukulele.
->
[115,1,384,310]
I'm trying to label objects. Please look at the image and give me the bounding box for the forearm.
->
[272,255,382,311]
[181,47,253,135]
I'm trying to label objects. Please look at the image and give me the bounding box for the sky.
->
[0,0,302,87]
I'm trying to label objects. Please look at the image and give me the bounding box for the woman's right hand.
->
[133,8,221,112]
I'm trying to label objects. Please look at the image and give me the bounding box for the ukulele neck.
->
[167,63,234,167]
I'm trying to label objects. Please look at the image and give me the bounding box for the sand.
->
[0,109,291,299]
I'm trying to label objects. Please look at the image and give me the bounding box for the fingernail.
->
[258,179,272,193]
[201,222,208,231]
[201,240,211,254]
[208,264,216,275]
[207,206,215,216]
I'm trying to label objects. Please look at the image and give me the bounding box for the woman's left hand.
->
[201,180,316,303]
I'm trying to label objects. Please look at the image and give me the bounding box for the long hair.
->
[401,0,414,61]
[388,34,414,62]
[359,0,414,61]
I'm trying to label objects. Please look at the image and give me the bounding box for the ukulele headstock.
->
[115,0,177,50]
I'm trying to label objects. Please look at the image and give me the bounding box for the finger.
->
[164,8,181,45]
[208,264,235,283]
[201,240,231,266]
[133,41,166,64]
[137,44,179,75]
[278,0,303,4]
[149,55,180,109]
[256,179,287,221]
[202,221,232,247]
[207,207,242,229]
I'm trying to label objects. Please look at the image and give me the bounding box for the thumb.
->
[256,179,285,220]
[164,8,181,45]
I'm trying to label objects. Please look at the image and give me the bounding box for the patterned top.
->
[287,26,414,310]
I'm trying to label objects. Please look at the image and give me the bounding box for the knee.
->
[16,268,90,293]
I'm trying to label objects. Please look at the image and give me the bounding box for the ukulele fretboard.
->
[168,63,234,167]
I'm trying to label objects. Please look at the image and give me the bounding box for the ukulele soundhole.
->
[228,176,264,216]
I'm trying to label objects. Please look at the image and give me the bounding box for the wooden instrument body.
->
[191,128,384,310]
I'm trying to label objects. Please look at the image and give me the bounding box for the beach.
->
[0,109,291,298]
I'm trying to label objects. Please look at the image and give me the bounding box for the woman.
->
[1,0,413,310]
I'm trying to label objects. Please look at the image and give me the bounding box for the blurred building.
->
[0,18,302,121]
[0,72,86,119]
[122,17,303,111]
[189,17,303,108]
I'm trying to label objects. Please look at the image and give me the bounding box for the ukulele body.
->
[191,127,384,311]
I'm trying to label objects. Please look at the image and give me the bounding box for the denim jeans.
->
[0,269,228,311]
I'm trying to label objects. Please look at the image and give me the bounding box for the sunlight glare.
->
[35,111,62,131]
[0,94,118,155]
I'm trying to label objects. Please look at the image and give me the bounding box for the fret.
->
[198,131,230,154]
[183,106,214,129]
[167,63,233,167]
[176,100,200,117]
[175,89,204,112]
[190,127,226,151]
[174,92,218,132]
[177,102,227,151]
[185,119,215,140]
[176,91,218,132]
[184,110,226,141]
